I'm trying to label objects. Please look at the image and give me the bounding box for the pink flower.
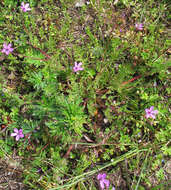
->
[145,106,158,119]
[21,2,31,12]
[1,43,13,55]
[97,173,110,190]
[11,128,24,141]
[73,62,84,72]
[135,23,143,31]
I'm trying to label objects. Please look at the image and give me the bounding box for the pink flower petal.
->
[103,179,110,188]
[101,173,106,179]
[149,106,154,111]
[151,114,156,119]
[16,135,20,141]
[20,134,24,138]
[78,62,83,67]
[10,48,14,52]
[5,50,10,55]
[14,128,19,133]
[7,43,12,48]
[100,180,105,189]
[153,110,158,114]
[73,67,77,72]
[3,43,7,48]
[97,173,103,180]
[145,108,149,112]
[11,133,17,136]
[19,129,23,133]
[1,49,5,53]
[25,3,29,8]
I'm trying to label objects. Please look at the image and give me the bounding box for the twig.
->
[12,52,48,62]
[27,42,51,60]
[122,75,141,86]
[64,145,74,158]
[0,126,8,133]
[152,46,171,64]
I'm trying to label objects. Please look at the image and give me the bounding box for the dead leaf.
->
[83,134,94,142]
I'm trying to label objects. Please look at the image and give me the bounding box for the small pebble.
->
[75,0,85,7]
[104,118,108,124]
